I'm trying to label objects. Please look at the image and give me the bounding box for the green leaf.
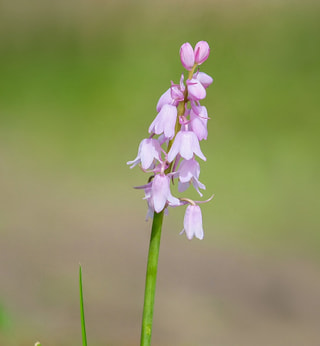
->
[79,264,88,346]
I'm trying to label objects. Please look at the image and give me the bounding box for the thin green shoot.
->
[79,264,88,346]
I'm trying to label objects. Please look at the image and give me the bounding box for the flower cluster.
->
[127,41,213,240]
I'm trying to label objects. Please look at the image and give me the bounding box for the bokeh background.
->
[1,0,319,345]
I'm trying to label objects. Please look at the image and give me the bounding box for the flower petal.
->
[151,175,169,213]
[187,79,206,100]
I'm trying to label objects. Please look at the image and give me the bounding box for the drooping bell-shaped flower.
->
[190,107,208,141]
[186,78,206,101]
[194,41,210,65]
[181,204,204,240]
[151,174,180,213]
[178,158,201,183]
[156,88,178,113]
[167,130,206,162]
[149,104,177,139]
[178,158,206,196]
[180,42,195,71]
[127,138,162,170]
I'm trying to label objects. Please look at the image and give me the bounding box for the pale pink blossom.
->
[186,78,206,100]
[178,158,206,196]
[181,204,204,240]
[149,104,177,139]
[170,74,185,101]
[156,88,178,113]
[190,107,208,141]
[195,71,213,88]
[167,130,206,162]
[191,102,209,118]
[151,175,180,213]
[127,138,162,169]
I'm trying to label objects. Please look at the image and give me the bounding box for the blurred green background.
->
[0,0,319,345]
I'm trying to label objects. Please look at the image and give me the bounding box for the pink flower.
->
[181,204,204,240]
[178,158,206,196]
[151,175,180,213]
[156,88,177,113]
[195,72,213,88]
[127,138,162,169]
[149,104,177,139]
[186,78,206,100]
[170,74,185,101]
[180,42,195,71]
[167,130,206,162]
[141,184,154,220]
[194,41,210,65]
[190,107,208,141]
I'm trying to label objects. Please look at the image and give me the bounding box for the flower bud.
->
[194,41,210,65]
[180,42,195,71]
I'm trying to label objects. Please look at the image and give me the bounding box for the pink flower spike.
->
[148,104,178,139]
[127,138,162,170]
[194,41,210,65]
[195,72,213,88]
[180,42,195,71]
[181,205,204,240]
[151,175,179,213]
[167,130,206,162]
[186,79,206,100]
[128,40,214,232]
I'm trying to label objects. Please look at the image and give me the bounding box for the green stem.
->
[140,210,164,346]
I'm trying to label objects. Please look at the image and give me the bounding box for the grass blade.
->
[79,264,88,346]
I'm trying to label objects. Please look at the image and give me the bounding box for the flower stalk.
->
[140,210,164,346]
